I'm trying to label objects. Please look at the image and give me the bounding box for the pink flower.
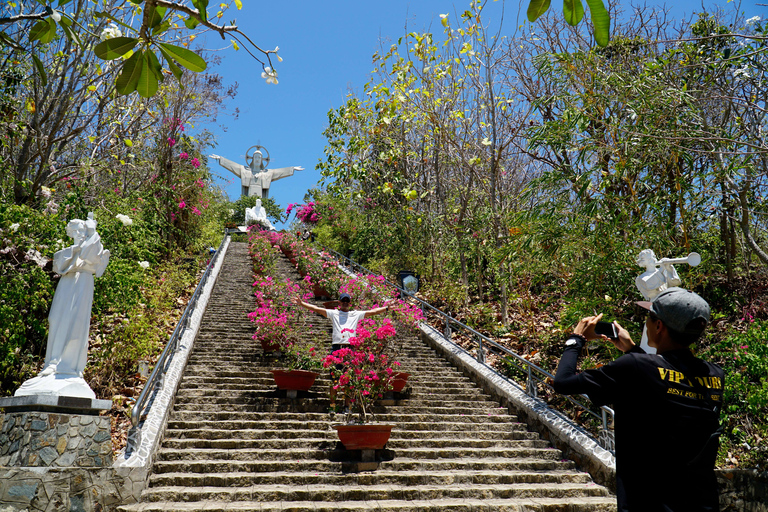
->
[168,137,176,147]
[191,158,201,168]
[179,152,189,160]
[179,201,186,209]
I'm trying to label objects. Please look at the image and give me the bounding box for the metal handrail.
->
[130,234,227,429]
[318,245,616,454]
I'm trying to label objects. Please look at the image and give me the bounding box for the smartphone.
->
[594,321,618,339]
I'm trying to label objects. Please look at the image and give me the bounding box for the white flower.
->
[40,186,52,198]
[139,261,150,269]
[261,66,278,85]
[734,67,751,81]
[10,223,20,232]
[746,16,761,27]
[100,23,122,41]
[228,209,235,216]
[116,214,133,226]
[51,10,61,22]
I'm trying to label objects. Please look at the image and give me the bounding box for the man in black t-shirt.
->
[554,287,724,512]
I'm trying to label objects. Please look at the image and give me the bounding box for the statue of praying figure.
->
[210,146,303,199]
[245,199,275,230]
[15,213,110,399]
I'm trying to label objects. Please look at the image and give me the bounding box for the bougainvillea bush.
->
[248,230,323,370]
[324,318,401,423]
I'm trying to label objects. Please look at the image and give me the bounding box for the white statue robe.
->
[215,155,297,198]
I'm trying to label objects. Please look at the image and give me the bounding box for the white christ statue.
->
[210,146,303,199]
[15,213,110,399]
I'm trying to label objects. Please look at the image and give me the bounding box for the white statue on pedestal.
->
[245,199,275,230]
[210,145,303,199]
[15,213,110,399]
[635,249,701,354]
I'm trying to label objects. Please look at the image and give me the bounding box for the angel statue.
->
[634,249,701,354]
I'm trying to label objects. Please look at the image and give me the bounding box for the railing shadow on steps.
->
[319,245,616,456]
[126,233,228,454]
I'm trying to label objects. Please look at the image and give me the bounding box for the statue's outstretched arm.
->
[269,166,303,181]
[209,154,245,178]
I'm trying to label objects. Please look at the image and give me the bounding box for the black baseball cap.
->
[339,293,351,301]
[637,287,710,335]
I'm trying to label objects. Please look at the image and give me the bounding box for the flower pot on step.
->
[271,369,319,391]
[312,284,330,299]
[260,338,281,353]
[333,424,394,450]
[391,372,410,393]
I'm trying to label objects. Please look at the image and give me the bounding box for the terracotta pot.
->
[312,284,330,299]
[260,339,281,353]
[271,369,319,391]
[333,424,394,450]
[391,372,410,393]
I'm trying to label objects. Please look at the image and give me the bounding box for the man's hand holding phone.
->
[573,313,636,353]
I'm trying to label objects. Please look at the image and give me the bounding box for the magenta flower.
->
[168,137,176,147]
[178,201,186,209]
[191,157,200,168]
[179,152,189,160]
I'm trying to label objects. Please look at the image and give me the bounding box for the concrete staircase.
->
[120,241,616,511]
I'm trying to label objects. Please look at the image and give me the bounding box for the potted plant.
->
[325,318,401,450]
[271,316,325,392]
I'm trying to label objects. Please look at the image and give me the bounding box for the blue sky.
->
[202,0,761,228]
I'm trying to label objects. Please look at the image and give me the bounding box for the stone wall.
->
[1,412,112,468]
[718,469,768,511]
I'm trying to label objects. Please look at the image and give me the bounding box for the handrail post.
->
[526,365,537,398]
[476,335,485,364]
[443,315,452,340]
[600,408,615,452]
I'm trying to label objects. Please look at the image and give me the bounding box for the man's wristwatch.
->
[566,333,587,347]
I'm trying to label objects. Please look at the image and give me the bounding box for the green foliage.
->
[526,0,610,47]
[706,321,768,420]
[3,1,275,99]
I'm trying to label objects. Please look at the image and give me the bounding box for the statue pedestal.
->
[0,396,112,468]
[0,395,112,468]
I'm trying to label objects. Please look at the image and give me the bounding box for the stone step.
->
[166,414,520,426]
[165,417,523,430]
[147,468,593,487]
[158,437,549,451]
[154,445,563,462]
[121,496,617,512]
[150,457,578,474]
[138,482,610,503]
[162,425,534,441]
